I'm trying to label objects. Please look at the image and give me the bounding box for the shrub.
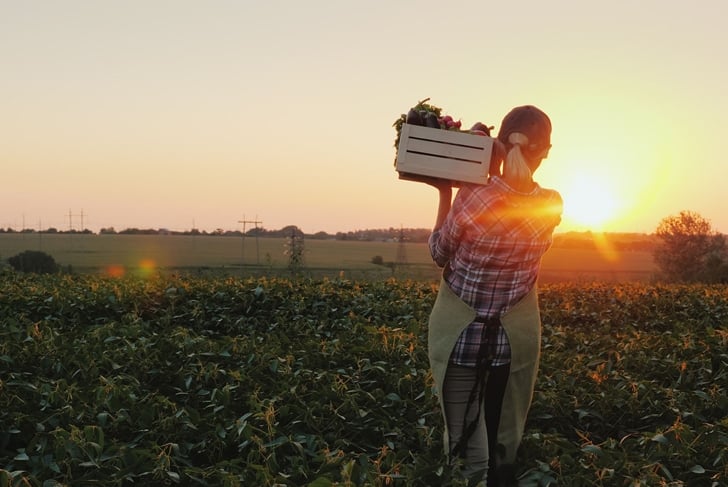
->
[653,210,727,282]
[7,250,60,274]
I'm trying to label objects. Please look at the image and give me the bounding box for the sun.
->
[560,170,622,231]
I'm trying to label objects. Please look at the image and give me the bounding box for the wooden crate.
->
[395,123,494,185]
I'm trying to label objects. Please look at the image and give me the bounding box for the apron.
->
[428,278,541,463]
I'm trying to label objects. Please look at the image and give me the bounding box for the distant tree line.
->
[0,227,93,235]
[0,225,431,242]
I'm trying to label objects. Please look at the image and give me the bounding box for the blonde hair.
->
[503,132,532,184]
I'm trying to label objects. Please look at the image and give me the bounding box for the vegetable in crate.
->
[470,121,494,136]
[406,108,424,126]
[424,112,441,128]
[392,97,443,163]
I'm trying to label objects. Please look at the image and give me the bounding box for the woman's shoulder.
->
[534,186,564,219]
[458,181,504,204]
[461,178,506,193]
[534,184,562,202]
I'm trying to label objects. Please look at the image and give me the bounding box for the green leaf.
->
[657,463,673,480]
[581,444,602,455]
[307,477,333,487]
[651,433,669,444]
[166,471,180,482]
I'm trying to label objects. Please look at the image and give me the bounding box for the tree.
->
[653,210,727,282]
[284,229,305,274]
[7,250,60,274]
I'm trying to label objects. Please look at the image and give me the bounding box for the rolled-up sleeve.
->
[429,229,450,267]
[429,190,467,267]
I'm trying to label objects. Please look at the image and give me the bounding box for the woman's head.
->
[496,105,552,186]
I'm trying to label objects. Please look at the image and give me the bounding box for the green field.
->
[0,233,658,282]
[0,274,725,486]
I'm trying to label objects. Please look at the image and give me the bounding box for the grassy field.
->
[0,233,658,281]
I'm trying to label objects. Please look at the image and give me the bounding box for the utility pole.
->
[238,215,263,266]
[395,225,408,274]
[67,209,87,253]
[68,209,86,232]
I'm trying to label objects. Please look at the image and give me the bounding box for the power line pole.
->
[67,209,87,254]
[238,215,263,266]
[68,209,86,232]
[395,225,408,274]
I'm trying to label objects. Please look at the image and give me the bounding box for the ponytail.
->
[503,132,532,185]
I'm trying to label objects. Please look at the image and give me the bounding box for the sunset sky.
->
[3,1,727,235]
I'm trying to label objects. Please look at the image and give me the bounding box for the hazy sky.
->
[3,0,727,234]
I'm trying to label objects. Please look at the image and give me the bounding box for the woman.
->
[426,105,562,485]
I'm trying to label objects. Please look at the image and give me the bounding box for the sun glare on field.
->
[560,170,622,231]
[139,259,156,278]
[105,264,125,278]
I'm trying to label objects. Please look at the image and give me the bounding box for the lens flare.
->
[138,259,156,277]
[104,264,126,278]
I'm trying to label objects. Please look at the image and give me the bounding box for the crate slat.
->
[395,124,493,184]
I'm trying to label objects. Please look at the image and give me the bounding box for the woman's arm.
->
[426,179,454,268]
[433,185,453,232]
[416,176,453,231]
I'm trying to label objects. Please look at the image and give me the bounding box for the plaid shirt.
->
[429,176,562,367]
